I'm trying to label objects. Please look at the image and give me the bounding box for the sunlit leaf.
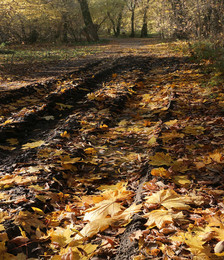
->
[151,167,171,178]
[144,209,185,229]
[74,218,113,240]
[22,140,45,150]
[83,200,124,222]
[145,189,191,210]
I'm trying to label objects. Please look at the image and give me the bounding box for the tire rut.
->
[0,54,190,259]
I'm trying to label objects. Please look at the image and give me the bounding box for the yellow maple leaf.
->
[22,140,45,150]
[99,182,134,201]
[209,152,223,163]
[0,175,37,189]
[149,152,173,166]
[144,209,185,229]
[83,200,124,221]
[171,227,212,259]
[74,218,113,240]
[151,167,171,178]
[118,203,142,221]
[48,225,74,247]
[145,189,191,210]
[76,202,141,240]
[206,213,224,242]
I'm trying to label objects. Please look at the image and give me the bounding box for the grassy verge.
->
[0,43,104,64]
[0,41,107,81]
[188,40,224,87]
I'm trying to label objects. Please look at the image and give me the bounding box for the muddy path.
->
[0,53,185,166]
[0,39,224,259]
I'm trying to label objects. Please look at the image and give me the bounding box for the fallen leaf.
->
[172,175,191,186]
[183,125,205,135]
[22,140,45,150]
[171,227,212,259]
[164,119,178,126]
[0,145,16,151]
[147,136,158,146]
[145,189,191,210]
[49,225,74,247]
[7,138,19,145]
[14,211,45,233]
[83,200,124,222]
[144,209,185,229]
[151,167,171,178]
[209,152,223,163]
[74,218,113,240]
[84,147,97,155]
[149,152,173,166]
[118,203,142,221]
[161,130,184,143]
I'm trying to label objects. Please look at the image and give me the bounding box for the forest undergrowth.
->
[0,39,224,259]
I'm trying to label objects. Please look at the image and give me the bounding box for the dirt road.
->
[0,39,224,259]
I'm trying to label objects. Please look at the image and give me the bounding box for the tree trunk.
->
[107,9,123,37]
[77,0,99,41]
[128,0,136,37]
[141,0,150,37]
[107,12,117,36]
[130,9,135,37]
[116,11,123,37]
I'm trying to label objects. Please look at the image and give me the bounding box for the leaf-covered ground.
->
[0,39,224,259]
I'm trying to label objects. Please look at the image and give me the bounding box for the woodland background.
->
[0,0,224,44]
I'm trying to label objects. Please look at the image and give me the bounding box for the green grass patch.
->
[0,44,104,66]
